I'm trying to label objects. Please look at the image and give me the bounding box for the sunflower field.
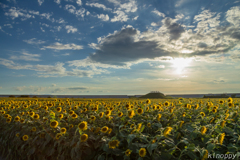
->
[0,97,240,160]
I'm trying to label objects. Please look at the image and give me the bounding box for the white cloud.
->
[54,0,61,5]
[0,3,9,8]
[157,78,175,81]
[23,38,45,45]
[40,27,45,32]
[175,14,184,20]
[40,13,54,22]
[76,0,82,6]
[109,0,137,22]
[56,18,66,23]
[111,10,129,22]
[88,43,100,50]
[0,86,2,89]
[65,25,77,33]
[38,0,44,6]
[52,84,56,87]
[152,8,165,17]
[151,22,158,26]
[0,59,107,78]
[157,65,165,68]
[118,0,137,13]
[14,86,48,92]
[107,0,120,5]
[29,10,40,15]
[194,10,220,30]
[65,4,85,18]
[62,53,70,56]
[42,42,83,50]
[226,6,240,26]
[4,24,13,28]
[86,2,112,11]
[10,52,41,61]
[133,16,138,20]
[0,58,32,70]
[68,57,130,69]
[54,26,61,31]
[65,4,76,14]
[5,7,33,20]
[175,0,189,7]
[97,14,109,21]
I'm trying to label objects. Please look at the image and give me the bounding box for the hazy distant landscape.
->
[1,92,240,98]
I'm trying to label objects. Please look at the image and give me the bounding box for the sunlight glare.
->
[171,58,192,74]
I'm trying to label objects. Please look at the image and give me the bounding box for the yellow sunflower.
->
[78,121,88,131]
[101,126,109,133]
[56,107,62,112]
[31,127,37,132]
[60,128,67,134]
[108,140,120,149]
[200,126,207,135]
[80,134,88,142]
[99,112,104,118]
[50,120,59,128]
[6,118,11,123]
[14,116,20,122]
[128,110,135,119]
[90,116,96,121]
[22,135,29,141]
[137,108,143,115]
[33,114,40,120]
[163,127,172,137]
[118,112,123,117]
[147,123,151,127]
[71,113,78,119]
[108,128,112,134]
[200,112,205,117]
[164,101,170,107]
[139,148,147,157]
[58,114,63,119]
[218,133,225,145]
[146,99,151,104]
[55,133,62,140]
[106,110,111,116]
[125,149,132,156]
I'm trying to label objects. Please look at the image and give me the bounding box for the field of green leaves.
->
[0,97,240,160]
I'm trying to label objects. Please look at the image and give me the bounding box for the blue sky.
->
[0,0,240,95]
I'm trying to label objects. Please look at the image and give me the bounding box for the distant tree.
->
[47,96,52,98]
[19,95,30,98]
[231,94,236,98]
[9,95,15,98]
[32,96,38,98]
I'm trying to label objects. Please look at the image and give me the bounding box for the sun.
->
[171,58,192,74]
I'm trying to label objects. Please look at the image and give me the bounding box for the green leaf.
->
[188,143,195,151]
[159,152,172,159]
[127,134,136,144]
[27,147,36,156]
[140,125,145,133]
[207,143,215,152]
[227,146,237,153]
[147,143,158,156]
[108,157,114,160]
[186,150,199,160]
[70,147,75,159]
[97,154,105,160]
